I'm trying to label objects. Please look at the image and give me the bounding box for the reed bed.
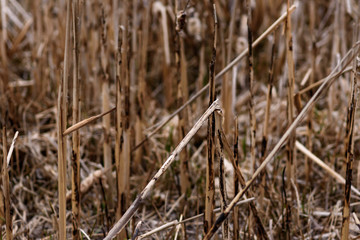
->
[2,0,360,239]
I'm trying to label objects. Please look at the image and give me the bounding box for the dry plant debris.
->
[2,0,360,239]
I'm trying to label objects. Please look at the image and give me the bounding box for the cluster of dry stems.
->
[2,0,360,239]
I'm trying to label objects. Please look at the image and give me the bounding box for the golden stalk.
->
[71,0,81,238]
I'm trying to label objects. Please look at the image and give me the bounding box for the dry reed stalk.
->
[134,0,151,170]
[296,67,352,96]
[104,100,221,240]
[100,5,113,212]
[129,0,138,122]
[115,26,122,238]
[260,33,276,207]
[71,1,81,238]
[328,1,341,125]
[152,1,172,106]
[217,124,269,240]
[305,0,316,184]
[63,107,115,136]
[222,0,237,133]
[136,197,255,240]
[175,0,190,199]
[196,18,205,116]
[204,5,217,235]
[0,0,8,85]
[285,0,296,177]
[203,42,360,240]
[340,38,359,240]
[233,118,239,240]
[295,141,360,196]
[9,17,32,55]
[284,1,296,236]
[132,4,296,155]
[246,0,256,178]
[58,0,71,238]
[57,78,66,240]
[217,125,228,239]
[2,127,11,240]
[116,3,131,237]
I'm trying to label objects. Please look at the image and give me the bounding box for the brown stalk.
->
[59,0,71,238]
[57,78,66,240]
[71,0,81,239]
[134,0,151,170]
[100,5,114,213]
[217,124,228,239]
[260,32,276,207]
[175,0,190,200]
[2,127,12,240]
[217,123,269,240]
[115,25,122,240]
[233,118,239,240]
[204,4,217,235]
[246,0,256,178]
[222,0,237,133]
[340,33,359,240]
[136,198,255,240]
[132,5,296,152]
[295,141,360,196]
[203,42,360,240]
[305,0,316,184]
[152,1,172,106]
[63,107,115,136]
[116,2,131,238]
[104,100,221,240]
[285,1,296,236]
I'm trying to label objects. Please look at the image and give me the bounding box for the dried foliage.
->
[2,0,360,239]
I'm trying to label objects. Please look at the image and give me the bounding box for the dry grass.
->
[2,1,360,239]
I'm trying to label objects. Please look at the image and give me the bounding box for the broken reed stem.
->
[260,32,276,207]
[217,122,228,239]
[285,0,296,235]
[246,0,256,177]
[132,5,296,152]
[116,3,131,238]
[175,1,190,198]
[115,25,122,237]
[59,0,71,238]
[100,5,114,213]
[57,78,66,240]
[2,127,12,240]
[285,0,296,183]
[136,198,255,240]
[203,42,360,240]
[340,46,359,240]
[103,100,221,240]
[217,123,269,239]
[63,107,115,136]
[153,1,172,106]
[134,0,151,170]
[204,4,217,235]
[295,141,360,196]
[222,0,237,133]
[71,0,81,239]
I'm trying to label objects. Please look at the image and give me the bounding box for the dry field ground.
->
[1,0,360,239]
